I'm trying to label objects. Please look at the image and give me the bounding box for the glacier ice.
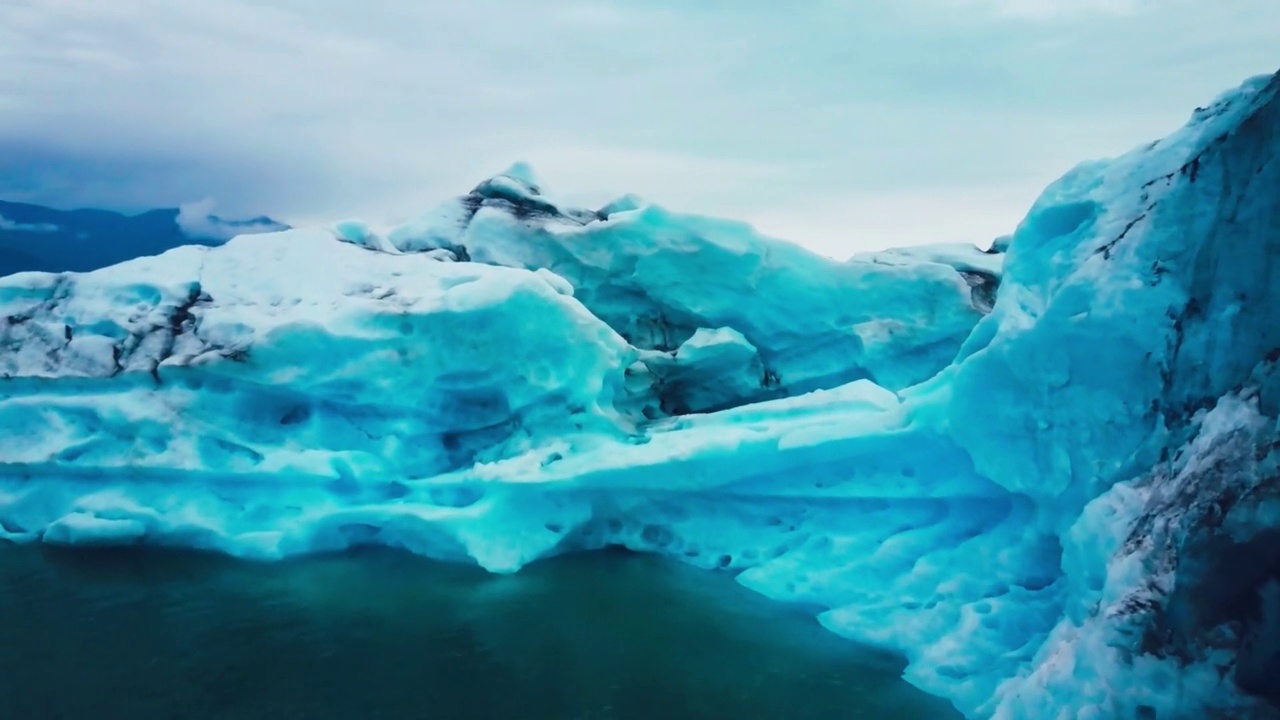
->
[1,70,1279,719]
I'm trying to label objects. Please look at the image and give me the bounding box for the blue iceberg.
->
[1,72,1278,719]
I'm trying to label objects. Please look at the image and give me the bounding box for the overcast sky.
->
[1,1,1277,257]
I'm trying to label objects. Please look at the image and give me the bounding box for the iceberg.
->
[1,70,1278,719]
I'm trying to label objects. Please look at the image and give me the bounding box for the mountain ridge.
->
[0,199,287,276]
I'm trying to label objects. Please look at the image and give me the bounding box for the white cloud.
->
[743,183,1044,259]
[951,0,1151,20]
[176,198,282,241]
[1,0,1276,255]
[0,214,58,233]
[510,146,795,211]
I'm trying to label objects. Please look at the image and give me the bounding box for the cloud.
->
[176,198,284,241]
[509,146,796,211]
[0,213,58,233]
[948,0,1152,20]
[744,183,1044,259]
[1,0,1277,254]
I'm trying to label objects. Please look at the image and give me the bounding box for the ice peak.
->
[473,161,543,200]
[598,193,647,218]
[499,161,541,192]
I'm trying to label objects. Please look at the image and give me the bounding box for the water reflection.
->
[0,546,958,719]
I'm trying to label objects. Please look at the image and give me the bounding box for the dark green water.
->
[0,546,958,719]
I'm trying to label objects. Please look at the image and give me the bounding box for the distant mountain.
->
[0,200,288,276]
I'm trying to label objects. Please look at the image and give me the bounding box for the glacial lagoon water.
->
[0,546,959,719]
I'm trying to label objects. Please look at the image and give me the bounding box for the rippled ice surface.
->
[0,546,958,719]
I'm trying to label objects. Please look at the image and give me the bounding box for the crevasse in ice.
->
[1,71,1278,720]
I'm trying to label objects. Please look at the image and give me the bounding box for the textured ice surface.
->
[381,163,996,404]
[1,72,1278,719]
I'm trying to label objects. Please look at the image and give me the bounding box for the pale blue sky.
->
[1,0,1277,256]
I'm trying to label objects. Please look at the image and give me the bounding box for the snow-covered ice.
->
[1,72,1278,719]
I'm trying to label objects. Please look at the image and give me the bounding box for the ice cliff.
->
[1,71,1278,719]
